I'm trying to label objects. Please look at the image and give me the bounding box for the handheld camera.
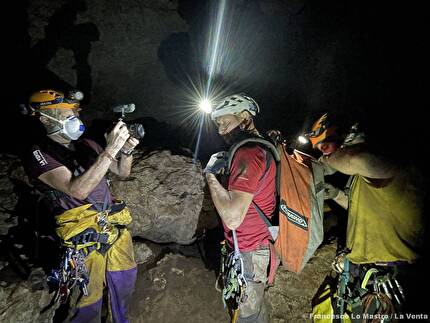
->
[112,103,145,139]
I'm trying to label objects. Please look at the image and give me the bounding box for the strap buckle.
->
[70,229,109,245]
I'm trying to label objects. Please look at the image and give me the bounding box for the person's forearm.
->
[320,151,354,175]
[67,151,114,199]
[118,154,133,177]
[110,153,133,178]
[321,150,393,178]
[205,174,243,230]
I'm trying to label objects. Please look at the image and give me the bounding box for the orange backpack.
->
[227,138,325,273]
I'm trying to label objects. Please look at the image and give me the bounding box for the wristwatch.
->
[121,147,134,156]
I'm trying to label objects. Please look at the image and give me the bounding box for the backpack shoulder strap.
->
[227,137,280,228]
[227,137,280,173]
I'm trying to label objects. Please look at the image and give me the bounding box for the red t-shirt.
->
[223,145,276,252]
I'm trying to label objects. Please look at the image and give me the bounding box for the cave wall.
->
[4,0,426,160]
[25,0,189,122]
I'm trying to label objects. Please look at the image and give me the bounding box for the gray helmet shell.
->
[211,93,260,121]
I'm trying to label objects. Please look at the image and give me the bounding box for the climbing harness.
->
[216,230,248,323]
[331,256,406,322]
[46,190,127,306]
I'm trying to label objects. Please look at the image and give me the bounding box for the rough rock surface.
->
[27,0,188,121]
[0,155,28,236]
[128,242,336,322]
[0,150,205,245]
[129,253,230,323]
[133,241,154,265]
[110,150,205,244]
[0,268,57,323]
[267,242,336,322]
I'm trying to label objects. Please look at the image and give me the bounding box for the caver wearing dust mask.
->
[29,89,85,142]
[24,89,138,322]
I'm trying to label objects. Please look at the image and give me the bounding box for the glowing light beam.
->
[193,0,227,162]
[297,135,309,144]
[205,0,226,97]
[199,99,212,113]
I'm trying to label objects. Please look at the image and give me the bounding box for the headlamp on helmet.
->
[28,89,83,115]
[68,89,84,101]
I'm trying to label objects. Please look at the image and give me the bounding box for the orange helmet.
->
[308,113,337,147]
[29,89,80,114]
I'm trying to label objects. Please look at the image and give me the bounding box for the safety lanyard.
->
[231,230,247,288]
[232,230,240,258]
[336,256,350,319]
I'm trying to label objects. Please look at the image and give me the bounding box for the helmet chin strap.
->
[239,118,251,130]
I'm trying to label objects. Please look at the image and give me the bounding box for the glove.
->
[204,151,227,175]
[323,183,340,200]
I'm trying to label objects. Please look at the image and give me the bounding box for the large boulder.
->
[0,149,206,245]
[110,150,205,244]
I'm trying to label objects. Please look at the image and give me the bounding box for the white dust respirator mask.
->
[41,113,86,140]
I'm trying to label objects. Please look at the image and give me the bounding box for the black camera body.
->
[112,103,145,139]
[128,123,145,139]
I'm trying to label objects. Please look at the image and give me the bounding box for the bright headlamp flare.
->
[298,135,309,144]
[193,0,227,163]
[199,99,212,113]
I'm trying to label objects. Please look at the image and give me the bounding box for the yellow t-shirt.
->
[346,171,424,264]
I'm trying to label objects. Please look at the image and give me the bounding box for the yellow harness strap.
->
[361,268,379,290]
[55,204,131,251]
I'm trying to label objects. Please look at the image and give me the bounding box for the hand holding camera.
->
[121,136,139,156]
[105,121,130,157]
[112,103,145,140]
[105,103,145,158]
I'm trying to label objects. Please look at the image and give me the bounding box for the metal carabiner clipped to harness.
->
[220,229,249,323]
[47,247,90,305]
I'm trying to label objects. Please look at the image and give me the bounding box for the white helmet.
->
[211,93,260,121]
